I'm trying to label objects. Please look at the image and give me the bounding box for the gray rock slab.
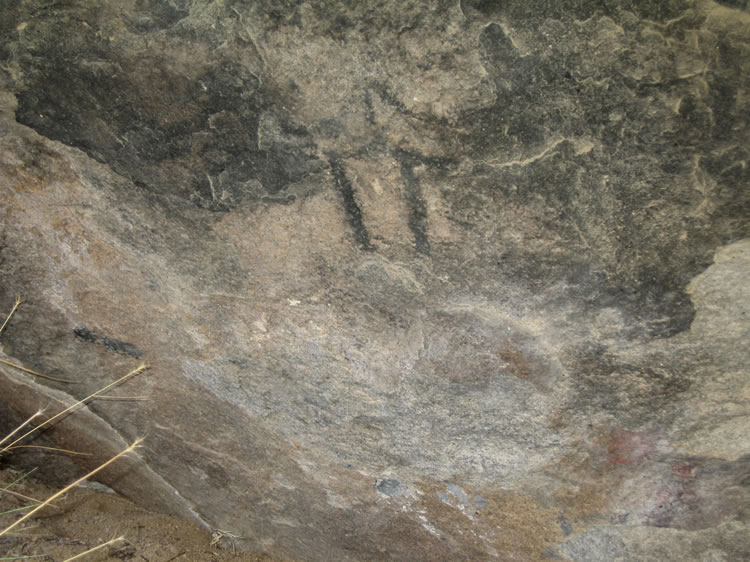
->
[0,1,748,559]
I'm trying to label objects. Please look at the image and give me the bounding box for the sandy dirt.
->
[0,467,282,562]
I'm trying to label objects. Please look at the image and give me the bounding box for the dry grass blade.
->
[95,395,150,401]
[1,470,58,508]
[0,358,77,383]
[63,536,125,561]
[1,468,36,489]
[6,445,92,456]
[1,523,38,536]
[0,486,55,508]
[1,364,149,454]
[1,504,40,516]
[0,411,42,448]
[0,295,148,558]
[0,296,23,337]
[211,528,242,553]
[0,296,75,382]
[0,439,143,538]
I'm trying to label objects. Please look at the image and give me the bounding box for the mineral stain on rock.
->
[374,478,409,497]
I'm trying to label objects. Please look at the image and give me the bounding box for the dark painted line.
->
[394,149,430,255]
[363,89,376,125]
[74,327,143,358]
[328,157,373,251]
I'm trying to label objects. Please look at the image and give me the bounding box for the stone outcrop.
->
[0,1,748,559]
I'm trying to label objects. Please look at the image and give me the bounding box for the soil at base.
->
[0,467,285,561]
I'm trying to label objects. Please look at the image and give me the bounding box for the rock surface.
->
[0,0,749,559]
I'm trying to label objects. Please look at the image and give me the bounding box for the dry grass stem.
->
[0,296,75,383]
[1,505,40,516]
[1,471,58,508]
[63,536,125,561]
[6,445,92,456]
[1,364,148,454]
[0,296,23,337]
[0,359,76,383]
[0,523,39,536]
[0,439,143,538]
[95,395,150,401]
[0,411,43,448]
[0,295,149,557]
[211,528,242,553]
[0,486,55,508]
[1,469,36,489]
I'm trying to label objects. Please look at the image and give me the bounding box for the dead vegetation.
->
[0,296,145,560]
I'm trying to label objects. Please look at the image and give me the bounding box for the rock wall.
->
[0,1,748,559]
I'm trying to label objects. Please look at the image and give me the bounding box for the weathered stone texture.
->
[0,1,748,559]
